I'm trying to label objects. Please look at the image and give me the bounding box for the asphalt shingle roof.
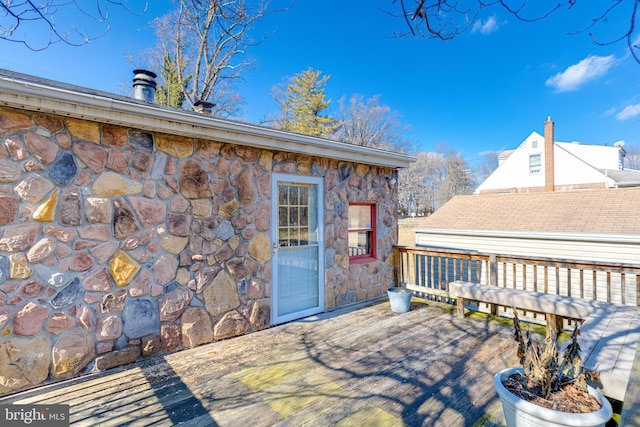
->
[419,187,640,235]
[598,169,640,186]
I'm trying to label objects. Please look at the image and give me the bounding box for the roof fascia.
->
[0,72,415,169]
[414,228,640,244]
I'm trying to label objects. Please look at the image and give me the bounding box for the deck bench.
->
[450,280,640,402]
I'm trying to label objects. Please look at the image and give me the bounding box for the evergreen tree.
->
[275,68,337,137]
[156,53,190,109]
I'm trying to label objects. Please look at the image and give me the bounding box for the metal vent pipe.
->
[132,69,157,103]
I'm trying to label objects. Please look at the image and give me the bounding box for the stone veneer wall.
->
[0,106,398,394]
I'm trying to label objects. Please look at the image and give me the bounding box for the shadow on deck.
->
[0,299,520,426]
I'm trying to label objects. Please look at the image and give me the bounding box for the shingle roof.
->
[598,169,640,186]
[419,187,640,235]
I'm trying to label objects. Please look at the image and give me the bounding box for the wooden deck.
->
[0,299,521,427]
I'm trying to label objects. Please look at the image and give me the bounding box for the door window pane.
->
[277,184,318,247]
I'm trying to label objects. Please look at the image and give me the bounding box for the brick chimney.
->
[544,116,555,192]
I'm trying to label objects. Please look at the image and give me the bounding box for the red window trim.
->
[348,203,376,263]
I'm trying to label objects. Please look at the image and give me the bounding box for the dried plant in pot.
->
[494,310,612,427]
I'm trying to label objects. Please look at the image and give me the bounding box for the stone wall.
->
[0,106,398,394]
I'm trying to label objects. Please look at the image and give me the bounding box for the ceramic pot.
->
[494,367,612,427]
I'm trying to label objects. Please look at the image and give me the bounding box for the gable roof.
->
[0,69,414,169]
[418,187,640,235]
[476,130,638,193]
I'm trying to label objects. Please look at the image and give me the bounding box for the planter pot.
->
[494,367,612,427]
[387,287,412,313]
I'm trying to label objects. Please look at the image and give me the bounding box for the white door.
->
[271,174,324,325]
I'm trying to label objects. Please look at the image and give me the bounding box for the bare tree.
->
[399,151,446,215]
[148,0,284,117]
[399,146,474,215]
[440,147,475,203]
[0,0,147,50]
[391,1,640,63]
[333,94,414,153]
[479,150,500,181]
[625,143,640,170]
[399,152,432,215]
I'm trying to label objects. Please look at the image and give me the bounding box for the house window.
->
[348,203,376,261]
[529,154,541,174]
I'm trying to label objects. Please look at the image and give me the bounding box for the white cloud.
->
[616,104,640,121]
[471,16,499,35]
[545,55,616,92]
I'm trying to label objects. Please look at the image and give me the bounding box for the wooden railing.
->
[394,246,640,308]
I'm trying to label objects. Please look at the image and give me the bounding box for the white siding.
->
[554,145,615,187]
[560,142,623,170]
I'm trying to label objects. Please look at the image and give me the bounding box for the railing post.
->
[489,254,498,287]
[393,246,401,286]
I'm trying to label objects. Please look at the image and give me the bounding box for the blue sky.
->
[1,1,638,169]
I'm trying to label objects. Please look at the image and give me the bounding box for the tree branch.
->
[0,0,147,51]
[391,0,640,63]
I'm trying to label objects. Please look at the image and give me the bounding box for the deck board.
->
[0,299,524,427]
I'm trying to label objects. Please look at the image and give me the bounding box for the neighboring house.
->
[476,117,640,194]
[414,188,640,303]
[0,69,414,394]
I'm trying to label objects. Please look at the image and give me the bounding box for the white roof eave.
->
[413,228,640,244]
[0,71,415,169]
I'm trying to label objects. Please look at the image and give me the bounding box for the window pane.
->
[299,185,308,203]
[529,154,541,174]
[348,231,370,256]
[298,227,308,245]
[348,205,371,230]
[279,186,288,205]
[279,207,288,227]
[308,186,317,244]
[279,228,289,246]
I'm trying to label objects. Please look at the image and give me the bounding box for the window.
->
[529,154,541,174]
[348,203,376,261]
[278,183,316,247]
